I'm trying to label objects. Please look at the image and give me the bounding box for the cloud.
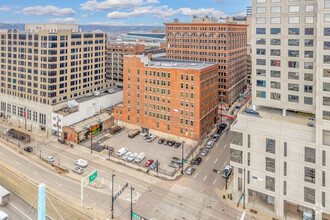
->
[88,21,127,26]
[213,0,229,3]
[82,14,89,18]
[180,8,225,17]
[107,5,179,19]
[48,17,78,23]
[16,6,75,17]
[144,0,160,3]
[234,11,247,16]
[0,5,11,12]
[80,0,143,11]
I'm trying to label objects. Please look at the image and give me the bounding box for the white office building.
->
[230,0,330,219]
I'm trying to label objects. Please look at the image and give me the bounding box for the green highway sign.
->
[132,212,139,219]
[89,170,97,183]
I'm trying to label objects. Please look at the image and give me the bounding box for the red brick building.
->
[164,20,248,106]
[114,55,218,141]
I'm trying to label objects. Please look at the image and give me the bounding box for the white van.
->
[116,148,128,156]
[0,210,8,220]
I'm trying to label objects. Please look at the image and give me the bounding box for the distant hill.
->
[0,23,164,34]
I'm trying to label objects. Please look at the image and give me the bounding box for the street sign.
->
[132,212,148,220]
[113,183,128,201]
[89,170,97,183]
[213,169,221,174]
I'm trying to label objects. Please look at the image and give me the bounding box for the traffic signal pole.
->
[181,141,184,174]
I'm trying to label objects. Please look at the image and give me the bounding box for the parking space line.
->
[203,175,207,181]
[223,162,226,167]
[224,144,228,149]
[194,173,198,179]
[214,158,218,164]
[206,156,210,162]
[213,179,217,185]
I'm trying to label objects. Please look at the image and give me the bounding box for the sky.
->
[0,0,250,26]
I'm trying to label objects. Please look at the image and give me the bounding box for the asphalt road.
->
[185,128,230,188]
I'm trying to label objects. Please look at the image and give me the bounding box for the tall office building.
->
[0,24,109,132]
[164,18,248,106]
[114,55,218,144]
[230,0,330,219]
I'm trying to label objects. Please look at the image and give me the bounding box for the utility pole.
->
[181,141,185,174]
[90,132,93,154]
[220,101,223,124]
[111,174,115,219]
[24,108,26,130]
[243,168,246,209]
[156,159,159,176]
[131,186,135,220]
[57,116,59,141]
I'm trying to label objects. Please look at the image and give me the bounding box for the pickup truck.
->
[0,185,10,206]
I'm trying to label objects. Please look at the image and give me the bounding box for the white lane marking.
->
[206,156,210,162]
[213,178,217,185]
[9,202,32,220]
[214,158,218,164]
[194,173,198,179]
[203,175,207,181]
[15,161,21,165]
[224,144,228,149]
[240,211,246,220]
[223,162,226,167]
[33,172,39,176]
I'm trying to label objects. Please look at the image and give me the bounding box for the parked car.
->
[168,141,176,147]
[186,166,195,175]
[58,139,66,144]
[135,152,145,163]
[174,142,181,148]
[146,135,156,142]
[164,140,171,145]
[141,133,149,139]
[123,152,132,161]
[158,138,165,144]
[245,109,259,116]
[201,148,209,157]
[23,147,33,153]
[75,159,88,167]
[145,159,154,167]
[206,140,215,149]
[143,134,150,140]
[45,156,54,163]
[127,153,137,162]
[116,148,128,156]
[212,134,220,142]
[72,167,84,174]
[191,157,202,165]
[217,123,228,135]
[171,157,182,164]
[150,161,160,170]
[128,129,140,138]
[0,210,8,220]
[222,165,232,178]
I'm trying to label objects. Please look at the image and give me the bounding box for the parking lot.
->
[103,130,194,173]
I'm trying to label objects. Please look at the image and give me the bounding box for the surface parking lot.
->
[104,130,194,172]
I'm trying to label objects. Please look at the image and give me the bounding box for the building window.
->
[271,70,280,78]
[230,131,243,146]
[256,59,266,65]
[305,16,314,24]
[284,161,287,176]
[304,51,313,58]
[288,28,300,35]
[288,50,299,57]
[256,28,266,34]
[230,148,243,164]
[322,171,326,187]
[284,142,287,156]
[304,85,313,93]
[266,138,276,154]
[288,39,299,46]
[289,17,300,24]
[270,39,281,45]
[325,28,330,36]
[288,95,299,103]
[322,150,326,166]
[305,28,314,35]
[324,55,330,64]
[271,92,281,100]
[305,5,314,12]
[288,61,299,68]
[247,152,250,166]
[304,73,313,81]
[271,49,280,56]
[284,181,287,195]
[304,167,315,183]
[304,97,313,105]
[247,134,250,148]
[265,176,275,192]
[305,147,316,163]
[256,48,266,55]
[256,38,266,45]
[305,39,313,47]
[256,7,266,14]
[256,91,266,98]
[322,192,326,207]
[324,111,330,120]
[288,72,299,80]
[256,17,266,24]
[271,6,281,13]
[324,82,330,92]
[289,6,300,13]
[271,28,281,35]
[270,81,281,89]
[325,14,330,22]
[257,80,266,87]
[304,187,315,204]
[266,157,275,173]
[271,60,281,67]
[288,83,299,91]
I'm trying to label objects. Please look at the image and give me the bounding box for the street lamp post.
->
[57,116,59,141]
[90,132,93,154]
[111,174,115,219]
[131,186,135,220]
[181,141,185,175]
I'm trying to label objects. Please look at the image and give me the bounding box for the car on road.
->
[222,165,232,178]
[23,147,33,153]
[75,159,88,167]
[245,109,259,116]
[217,123,227,135]
[191,157,202,165]
[150,161,160,170]
[186,166,195,175]
[135,152,145,163]
[127,153,137,162]
[45,156,54,163]
[72,167,84,174]
[164,140,171,146]
[212,134,220,142]
[145,159,154,167]
[201,148,209,157]
[171,157,182,164]
[146,135,156,142]
[206,140,215,149]
[174,142,181,148]
[116,148,128,156]
[0,210,8,220]
[123,152,132,161]
[158,138,165,144]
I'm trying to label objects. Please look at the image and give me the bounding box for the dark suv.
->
[24,147,33,153]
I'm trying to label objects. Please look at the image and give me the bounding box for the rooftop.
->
[127,55,217,70]
[69,113,111,132]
